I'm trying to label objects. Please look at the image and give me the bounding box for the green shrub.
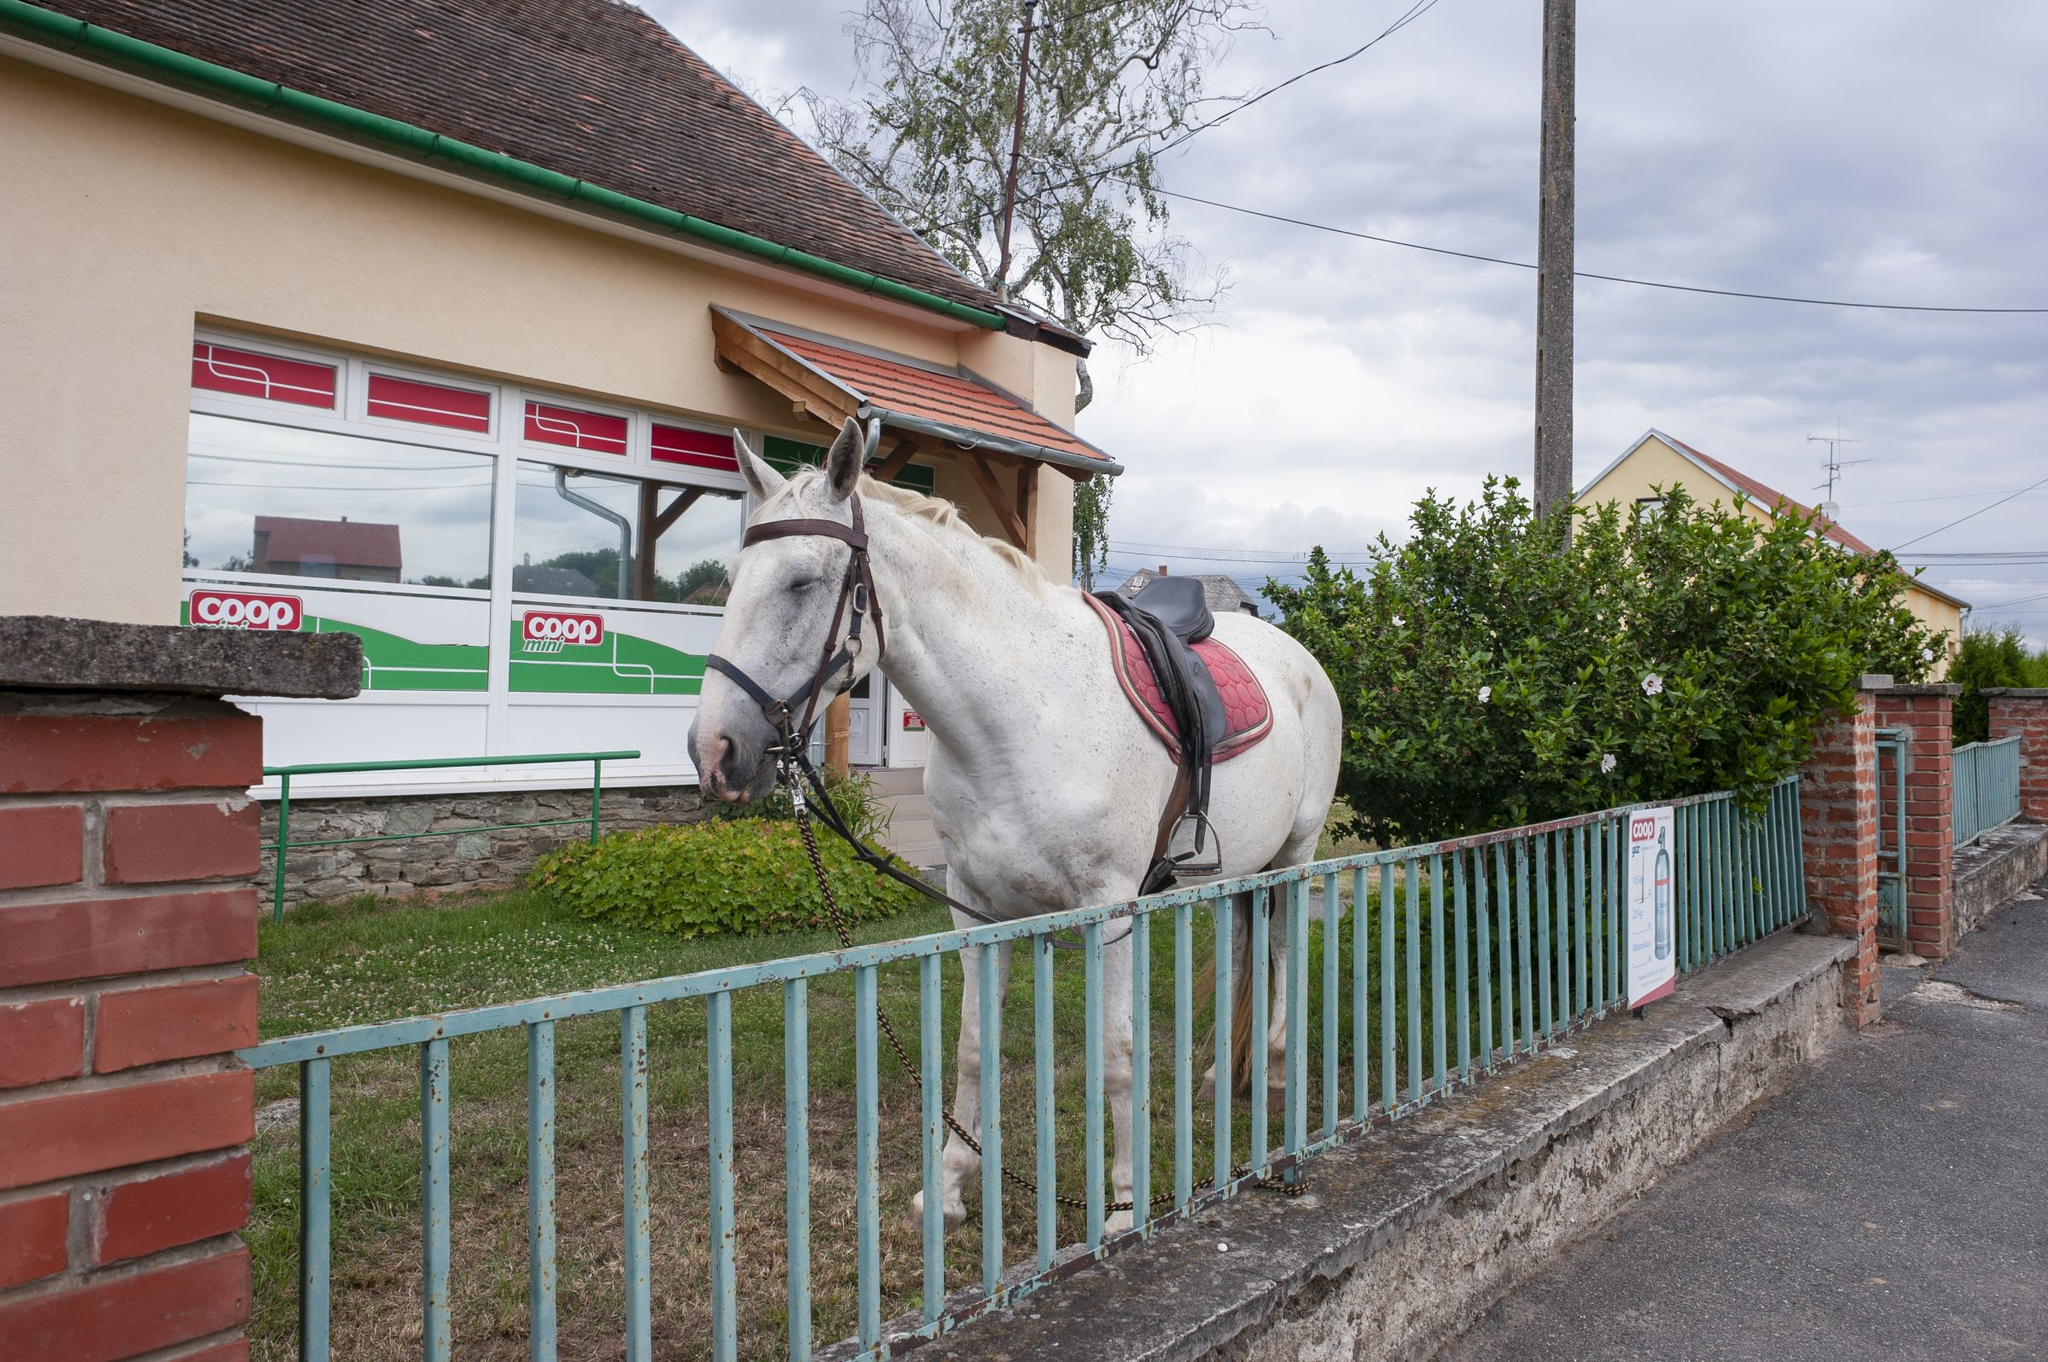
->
[1950,626,2048,745]
[1266,479,1942,844]
[532,771,924,938]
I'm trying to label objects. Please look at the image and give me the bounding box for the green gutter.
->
[0,0,1006,331]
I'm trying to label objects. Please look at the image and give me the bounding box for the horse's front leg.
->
[1103,923,1139,1235]
[909,904,1012,1234]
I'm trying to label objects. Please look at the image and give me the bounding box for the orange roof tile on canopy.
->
[711,309,1119,478]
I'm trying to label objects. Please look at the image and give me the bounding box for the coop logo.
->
[522,610,603,648]
[1632,816,1658,841]
[188,589,302,631]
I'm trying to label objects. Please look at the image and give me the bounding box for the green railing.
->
[1953,735,2022,849]
[244,779,1806,1361]
[261,751,641,920]
[1875,727,1907,940]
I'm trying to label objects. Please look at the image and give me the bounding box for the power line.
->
[932,0,1442,232]
[1146,0,1441,157]
[1151,187,2048,314]
[1890,474,2048,550]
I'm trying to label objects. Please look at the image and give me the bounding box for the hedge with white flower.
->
[1267,479,1943,843]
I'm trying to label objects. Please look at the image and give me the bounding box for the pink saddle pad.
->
[1084,594,1274,764]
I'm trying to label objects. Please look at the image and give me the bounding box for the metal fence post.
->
[273,770,291,922]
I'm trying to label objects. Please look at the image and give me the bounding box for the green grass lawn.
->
[249,876,1484,1361]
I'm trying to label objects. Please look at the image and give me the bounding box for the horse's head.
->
[688,415,880,803]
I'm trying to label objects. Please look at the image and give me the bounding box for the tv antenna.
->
[1808,423,1867,520]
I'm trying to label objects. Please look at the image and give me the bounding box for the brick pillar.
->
[1799,677,1886,1028]
[1874,684,1961,960]
[1984,687,2048,821]
[0,616,356,1362]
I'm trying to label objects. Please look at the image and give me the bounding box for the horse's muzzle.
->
[688,717,777,804]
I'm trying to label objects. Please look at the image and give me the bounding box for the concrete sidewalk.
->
[1439,880,2048,1362]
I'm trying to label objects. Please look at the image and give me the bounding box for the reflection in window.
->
[513,462,742,603]
[184,413,494,587]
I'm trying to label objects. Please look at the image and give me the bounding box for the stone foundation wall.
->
[260,783,711,908]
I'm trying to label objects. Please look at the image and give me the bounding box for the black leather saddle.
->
[1094,577,1227,891]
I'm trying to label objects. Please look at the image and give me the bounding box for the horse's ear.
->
[823,415,877,502]
[733,430,786,502]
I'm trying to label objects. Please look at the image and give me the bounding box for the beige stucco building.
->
[1577,430,1968,677]
[1,0,1116,786]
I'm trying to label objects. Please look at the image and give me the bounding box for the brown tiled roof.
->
[40,0,1002,314]
[760,328,1111,468]
[254,515,402,569]
[1659,434,1878,555]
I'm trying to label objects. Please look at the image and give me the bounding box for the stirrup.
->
[1170,811,1222,878]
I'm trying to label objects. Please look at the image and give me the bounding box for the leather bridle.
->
[704,493,885,757]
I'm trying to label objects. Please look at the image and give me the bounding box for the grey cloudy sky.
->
[652,0,2048,637]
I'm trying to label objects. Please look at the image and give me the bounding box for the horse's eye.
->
[788,577,818,594]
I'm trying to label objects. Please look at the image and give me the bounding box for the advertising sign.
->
[1625,805,1678,1007]
[521,608,605,652]
[902,710,927,732]
[187,588,303,631]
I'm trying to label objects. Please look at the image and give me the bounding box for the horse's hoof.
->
[909,1189,969,1234]
[1104,1208,1136,1237]
[1198,1069,1217,1101]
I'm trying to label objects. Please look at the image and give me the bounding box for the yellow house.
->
[0,0,1118,788]
[1577,430,1968,677]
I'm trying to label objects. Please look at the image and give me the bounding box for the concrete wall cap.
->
[0,615,361,700]
[1877,683,1963,697]
[1857,673,1896,690]
[1981,688,2048,699]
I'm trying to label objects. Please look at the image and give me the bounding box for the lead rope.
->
[781,764,1302,1216]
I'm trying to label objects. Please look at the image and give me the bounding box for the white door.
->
[846,674,885,766]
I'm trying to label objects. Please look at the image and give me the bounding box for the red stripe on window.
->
[367,374,492,433]
[525,401,628,454]
[651,423,738,471]
[191,342,336,408]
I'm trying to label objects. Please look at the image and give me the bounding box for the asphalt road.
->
[1438,879,2048,1362]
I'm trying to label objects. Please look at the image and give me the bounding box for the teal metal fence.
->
[1952,735,2021,849]
[1875,727,1908,940]
[260,750,640,921]
[240,777,1806,1362]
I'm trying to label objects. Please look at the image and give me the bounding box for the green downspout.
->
[0,0,1006,331]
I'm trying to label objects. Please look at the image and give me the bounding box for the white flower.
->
[1390,614,1405,627]
[1641,673,1664,697]
[1600,753,1618,774]
[1478,685,1492,704]
[1922,648,1935,663]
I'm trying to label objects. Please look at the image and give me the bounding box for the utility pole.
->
[1533,0,1576,529]
[994,0,1041,299]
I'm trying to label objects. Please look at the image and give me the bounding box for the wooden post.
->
[825,694,852,775]
[1533,0,1576,528]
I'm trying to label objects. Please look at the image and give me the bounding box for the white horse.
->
[689,417,1342,1234]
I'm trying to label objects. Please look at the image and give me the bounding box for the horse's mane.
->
[779,468,1050,594]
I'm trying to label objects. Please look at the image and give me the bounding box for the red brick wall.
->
[1873,687,1959,960]
[1985,689,2048,822]
[1799,701,1881,1027]
[0,693,260,1361]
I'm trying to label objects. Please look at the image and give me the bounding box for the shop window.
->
[764,434,935,495]
[191,342,337,409]
[525,400,628,455]
[368,374,492,433]
[513,461,742,603]
[184,413,494,587]
[652,422,738,473]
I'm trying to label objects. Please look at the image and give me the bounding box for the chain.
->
[783,764,1302,1217]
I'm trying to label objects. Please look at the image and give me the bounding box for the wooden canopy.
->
[711,308,1120,552]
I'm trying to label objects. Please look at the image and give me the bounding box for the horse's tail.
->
[1193,897,1259,1096]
